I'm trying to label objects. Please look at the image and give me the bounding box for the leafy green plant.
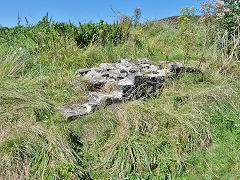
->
[221,0,240,34]
[177,7,196,64]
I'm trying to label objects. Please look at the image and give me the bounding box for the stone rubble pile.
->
[57,58,195,120]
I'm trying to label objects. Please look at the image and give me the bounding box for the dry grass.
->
[0,19,239,179]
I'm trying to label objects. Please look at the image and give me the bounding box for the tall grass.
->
[0,15,239,179]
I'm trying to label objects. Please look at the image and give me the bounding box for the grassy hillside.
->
[0,14,239,179]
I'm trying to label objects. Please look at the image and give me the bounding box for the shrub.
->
[0,14,131,52]
[221,0,240,34]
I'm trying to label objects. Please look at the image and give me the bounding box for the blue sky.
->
[0,0,201,27]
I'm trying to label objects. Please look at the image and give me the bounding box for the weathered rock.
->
[184,66,198,73]
[156,69,172,77]
[99,63,117,71]
[75,68,91,76]
[58,58,197,120]
[133,74,166,98]
[118,59,137,67]
[167,62,196,74]
[89,91,123,105]
[117,59,141,74]
[57,104,92,120]
[118,77,135,98]
[102,69,127,80]
[83,69,107,88]
[159,60,167,65]
[137,58,149,64]
[92,67,103,73]
[167,62,184,72]
[140,64,159,73]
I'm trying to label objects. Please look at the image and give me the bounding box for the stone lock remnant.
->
[57,58,195,120]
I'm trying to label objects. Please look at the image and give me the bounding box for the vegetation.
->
[0,2,239,179]
[221,0,240,34]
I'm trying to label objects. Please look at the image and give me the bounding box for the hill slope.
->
[0,18,239,179]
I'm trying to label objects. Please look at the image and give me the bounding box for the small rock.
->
[137,58,149,64]
[118,78,135,98]
[57,104,91,120]
[89,91,123,105]
[92,67,103,73]
[167,62,183,72]
[155,69,172,77]
[118,59,140,70]
[106,69,127,80]
[184,66,197,72]
[140,64,159,73]
[118,77,134,86]
[101,80,118,93]
[158,61,167,68]
[83,69,102,80]
[83,69,107,88]
[99,63,117,71]
[75,68,91,76]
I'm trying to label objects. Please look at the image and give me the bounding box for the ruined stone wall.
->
[57,58,196,120]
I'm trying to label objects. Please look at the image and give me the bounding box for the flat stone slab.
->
[57,104,92,120]
[89,91,123,105]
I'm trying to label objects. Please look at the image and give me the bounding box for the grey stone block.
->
[89,91,123,105]
[57,104,92,120]
[117,78,135,98]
